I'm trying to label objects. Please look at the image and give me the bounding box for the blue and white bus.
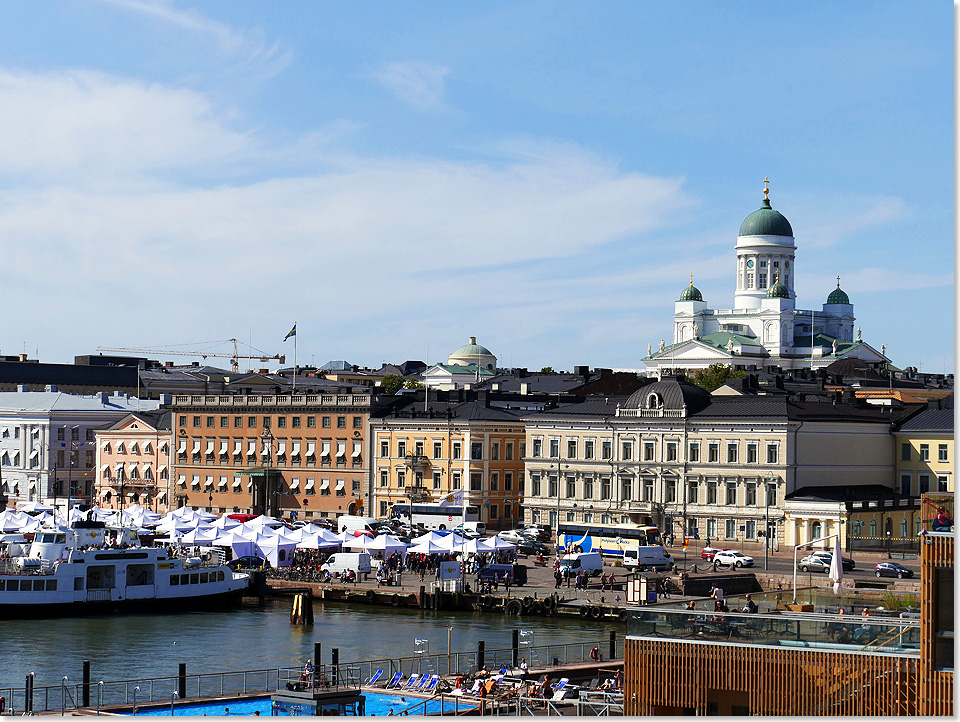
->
[391,502,481,531]
[557,522,661,557]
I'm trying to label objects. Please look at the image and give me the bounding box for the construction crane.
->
[96,339,286,374]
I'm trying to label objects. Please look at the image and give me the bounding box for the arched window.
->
[647,393,663,410]
[869,519,878,537]
[900,518,907,538]
[811,521,822,540]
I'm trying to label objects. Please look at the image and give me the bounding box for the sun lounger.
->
[383,671,403,688]
[366,669,384,686]
[550,677,570,701]
[423,675,440,693]
[415,674,430,690]
[402,673,420,689]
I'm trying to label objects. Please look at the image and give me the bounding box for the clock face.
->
[746,259,754,268]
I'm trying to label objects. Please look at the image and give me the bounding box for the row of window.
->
[101,441,164,455]
[178,474,360,497]
[178,415,364,430]
[901,442,949,463]
[377,468,516,492]
[528,474,778,506]
[169,571,227,585]
[899,472,951,496]
[530,438,780,465]
[377,439,521,461]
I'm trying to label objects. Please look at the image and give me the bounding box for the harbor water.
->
[0,597,618,692]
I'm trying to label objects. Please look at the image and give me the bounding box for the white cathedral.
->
[644,181,889,378]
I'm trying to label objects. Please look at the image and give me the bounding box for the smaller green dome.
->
[679,276,703,302]
[826,280,850,305]
[766,280,790,299]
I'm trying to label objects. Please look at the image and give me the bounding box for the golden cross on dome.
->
[763,177,770,200]
[690,273,694,286]
[836,276,841,288]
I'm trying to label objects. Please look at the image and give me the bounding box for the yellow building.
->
[894,398,953,496]
[370,394,525,528]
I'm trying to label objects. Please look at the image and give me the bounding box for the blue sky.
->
[0,2,952,375]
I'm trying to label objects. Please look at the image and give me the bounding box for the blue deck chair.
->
[415,675,430,690]
[551,677,570,700]
[366,669,384,686]
[403,673,420,689]
[383,671,402,688]
[423,675,440,694]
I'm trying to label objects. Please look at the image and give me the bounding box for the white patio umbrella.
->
[482,536,517,551]
[16,500,54,514]
[407,540,452,555]
[295,532,340,550]
[828,535,844,595]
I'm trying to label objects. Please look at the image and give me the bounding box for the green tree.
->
[690,363,745,392]
[539,366,555,374]
[379,374,404,395]
[403,378,424,389]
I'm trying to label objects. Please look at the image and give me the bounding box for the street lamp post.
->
[886,530,892,559]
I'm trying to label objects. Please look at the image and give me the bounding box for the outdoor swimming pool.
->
[134,691,477,716]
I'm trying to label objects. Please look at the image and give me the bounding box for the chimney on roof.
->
[16,384,27,392]
[478,389,489,407]
[574,365,589,379]
[45,384,57,392]
[165,361,174,368]
[520,382,529,395]
[100,391,109,403]
[18,354,27,362]
[774,375,785,390]
[191,361,199,367]
[159,393,172,405]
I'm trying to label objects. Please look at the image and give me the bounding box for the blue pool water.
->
[134,691,476,716]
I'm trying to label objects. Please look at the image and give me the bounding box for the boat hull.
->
[0,586,248,619]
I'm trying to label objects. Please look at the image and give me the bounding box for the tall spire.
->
[763,176,770,200]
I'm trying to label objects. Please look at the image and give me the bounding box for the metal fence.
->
[0,637,623,715]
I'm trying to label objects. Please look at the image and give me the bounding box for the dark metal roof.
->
[623,378,711,413]
[897,407,954,432]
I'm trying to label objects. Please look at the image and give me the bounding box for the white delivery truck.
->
[557,551,603,577]
[622,545,675,572]
[338,515,378,534]
[321,552,372,577]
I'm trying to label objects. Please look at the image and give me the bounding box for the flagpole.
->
[293,322,297,393]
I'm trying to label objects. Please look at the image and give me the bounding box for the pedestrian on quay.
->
[554,569,563,589]
[563,566,571,587]
[600,572,608,591]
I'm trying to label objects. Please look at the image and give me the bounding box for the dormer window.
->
[646,393,663,410]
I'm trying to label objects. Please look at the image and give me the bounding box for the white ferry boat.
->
[0,520,250,617]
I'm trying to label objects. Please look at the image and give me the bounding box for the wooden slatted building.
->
[624,493,953,716]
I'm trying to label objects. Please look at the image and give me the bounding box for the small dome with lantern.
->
[826,277,850,305]
[679,274,703,302]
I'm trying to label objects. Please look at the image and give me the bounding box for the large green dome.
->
[739,198,793,237]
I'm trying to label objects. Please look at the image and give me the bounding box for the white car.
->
[713,550,754,568]
[497,529,526,544]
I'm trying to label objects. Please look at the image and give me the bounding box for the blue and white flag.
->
[284,324,297,341]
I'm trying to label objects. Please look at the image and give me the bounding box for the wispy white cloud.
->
[100,0,292,81]
[376,61,452,111]
[789,195,906,248]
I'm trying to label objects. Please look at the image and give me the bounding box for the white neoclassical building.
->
[645,182,888,378]
[522,377,903,548]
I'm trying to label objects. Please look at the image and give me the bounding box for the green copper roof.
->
[679,284,703,302]
[452,342,493,357]
[739,198,794,237]
[766,280,790,299]
[826,286,850,304]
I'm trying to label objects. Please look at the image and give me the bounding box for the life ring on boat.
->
[589,647,600,661]
[202,552,213,562]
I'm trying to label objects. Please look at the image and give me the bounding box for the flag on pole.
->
[284,324,297,341]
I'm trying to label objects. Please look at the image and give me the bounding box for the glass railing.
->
[625,607,920,655]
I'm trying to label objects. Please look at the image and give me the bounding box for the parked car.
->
[516,539,551,557]
[713,550,754,568]
[453,524,482,540]
[797,554,832,573]
[227,555,269,571]
[809,550,855,571]
[497,529,526,544]
[875,562,914,579]
[519,525,551,542]
[700,546,730,561]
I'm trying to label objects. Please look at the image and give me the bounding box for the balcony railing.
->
[171,394,371,408]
